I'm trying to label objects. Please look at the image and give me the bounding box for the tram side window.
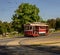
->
[25,26,29,30]
[25,26,32,30]
[30,26,32,30]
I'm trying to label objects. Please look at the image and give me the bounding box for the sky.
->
[0,0,60,22]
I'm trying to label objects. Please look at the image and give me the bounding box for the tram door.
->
[33,26,39,35]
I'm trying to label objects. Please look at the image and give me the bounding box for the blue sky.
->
[0,0,60,22]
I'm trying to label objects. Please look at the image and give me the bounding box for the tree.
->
[3,22,13,33]
[12,3,41,33]
[55,18,60,30]
[0,21,3,34]
[47,19,56,28]
[47,18,60,30]
[0,21,13,34]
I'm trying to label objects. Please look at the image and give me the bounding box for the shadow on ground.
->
[24,45,60,54]
[0,45,60,55]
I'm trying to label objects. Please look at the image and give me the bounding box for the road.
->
[0,38,15,45]
[0,32,60,55]
[0,45,60,55]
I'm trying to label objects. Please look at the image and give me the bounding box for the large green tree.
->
[12,3,41,33]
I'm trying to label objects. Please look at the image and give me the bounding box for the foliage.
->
[47,18,60,30]
[12,3,41,33]
[47,19,56,28]
[0,21,14,35]
[55,18,60,30]
[0,21,4,34]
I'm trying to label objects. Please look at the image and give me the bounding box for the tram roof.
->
[24,22,48,26]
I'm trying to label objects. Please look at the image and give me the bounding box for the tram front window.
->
[25,26,32,30]
[25,26,29,30]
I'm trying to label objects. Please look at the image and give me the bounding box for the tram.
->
[24,22,49,37]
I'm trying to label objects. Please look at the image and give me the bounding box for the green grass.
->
[0,33,24,39]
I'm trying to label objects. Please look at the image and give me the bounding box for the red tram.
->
[24,22,49,37]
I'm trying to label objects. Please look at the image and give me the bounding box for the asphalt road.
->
[0,45,60,55]
[0,32,60,55]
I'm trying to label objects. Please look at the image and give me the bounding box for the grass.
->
[0,33,24,39]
